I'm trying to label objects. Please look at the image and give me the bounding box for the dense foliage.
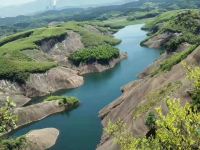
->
[0,137,27,150]
[106,99,200,150]
[145,112,156,130]
[69,45,120,66]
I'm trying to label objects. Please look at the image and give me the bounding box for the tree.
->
[184,64,200,110]
[105,98,200,150]
[0,97,27,150]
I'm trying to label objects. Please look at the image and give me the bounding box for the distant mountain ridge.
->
[0,0,134,17]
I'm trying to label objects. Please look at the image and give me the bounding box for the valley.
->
[0,0,200,150]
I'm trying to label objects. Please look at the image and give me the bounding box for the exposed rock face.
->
[143,32,174,49]
[176,42,191,52]
[72,52,128,75]
[15,100,77,128]
[0,80,30,107]
[0,27,124,106]
[47,31,84,65]
[25,66,84,97]
[97,46,200,150]
[0,67,83,106]
[139,52,169,78]
[25,128,59,150]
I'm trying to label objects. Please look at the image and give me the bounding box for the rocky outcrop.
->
[97,45,200,150]
[0,66,83,106]
[176,42,191,52]
[25,128,59,150]
[72,52,128,75]
[46,31,84,65]
[142,32,174,49]
[139,42,192,79]
[139,52,169,78]
[0,80,30,107]
[25,66,84,97]
[14,100,78,129]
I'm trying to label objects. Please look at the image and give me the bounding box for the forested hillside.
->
[1,0,200,38]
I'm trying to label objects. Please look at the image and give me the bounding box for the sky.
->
[0,0,35,7]
[0,0,132,7]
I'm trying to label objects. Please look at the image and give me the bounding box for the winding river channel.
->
[12,24,161,150]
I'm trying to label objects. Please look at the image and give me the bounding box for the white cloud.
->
[0,0,35,7]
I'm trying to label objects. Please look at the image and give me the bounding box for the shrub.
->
[0,137,27,150]
[185,64,200,110]
[145,112,156,130]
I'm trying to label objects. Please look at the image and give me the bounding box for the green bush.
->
[185,65,200,110]
[145,112,157,129]
[44,96,79,106]
[69,44,120,66]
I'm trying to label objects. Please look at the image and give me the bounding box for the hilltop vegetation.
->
[1,0,200,37]
[69,45,120,66]
[145,10,200,49]
[0,22,119,83]
[142,10,200,76]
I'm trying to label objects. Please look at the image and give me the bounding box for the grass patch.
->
[0,26,67,82]
[151,45,197,76]
[0,30,33,47]
[133,81,182,119]
[69,44,119,66]
[62,22,120,47]
[0,59,56,83]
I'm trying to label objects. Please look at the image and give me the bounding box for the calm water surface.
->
[12,24,160,150]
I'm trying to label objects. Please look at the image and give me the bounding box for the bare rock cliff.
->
[25,66,84,97]
[25,128,59,150]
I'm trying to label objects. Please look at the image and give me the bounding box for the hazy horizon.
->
[0,0,35,7]
[0,0,134,17]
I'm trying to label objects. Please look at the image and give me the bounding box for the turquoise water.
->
[12,24,160,150]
